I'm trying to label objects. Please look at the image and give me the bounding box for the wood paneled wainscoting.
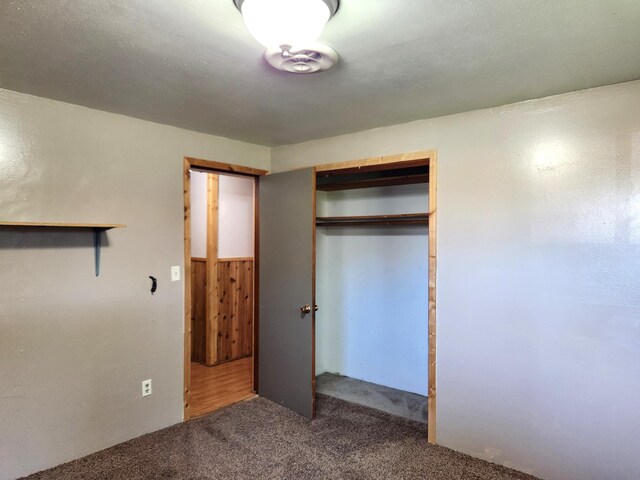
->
[191,257,254,366]
[191,258,207,363]
[217,258,254,363]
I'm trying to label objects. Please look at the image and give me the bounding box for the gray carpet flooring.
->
[24,395,539,480]
[317,372,428,423]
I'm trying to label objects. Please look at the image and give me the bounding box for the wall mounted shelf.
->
[0,222,126,276]
[316,213,429,227]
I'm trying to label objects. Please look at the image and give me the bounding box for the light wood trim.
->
[183,158,192,421]
[191,257,207,262]
[428,152,437,444]
[186,157,268,177]
[314,150,435,173]
[0,221,126,229]
[205,174,220,366]
[218,257,254,262]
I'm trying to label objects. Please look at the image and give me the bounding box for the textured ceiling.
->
[1,0,639,146]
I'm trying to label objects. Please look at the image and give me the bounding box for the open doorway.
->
[183,157,267,420]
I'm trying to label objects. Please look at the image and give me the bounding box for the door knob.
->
[300,304,318,314]
[300,304,312,314]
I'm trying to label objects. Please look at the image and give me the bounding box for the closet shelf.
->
[0,221,126,276]
[316,213,429,227]
[0,221,125,229]
[316,174,428,191]
[316,163,429,191]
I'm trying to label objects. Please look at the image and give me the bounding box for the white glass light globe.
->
[240,0,331,50]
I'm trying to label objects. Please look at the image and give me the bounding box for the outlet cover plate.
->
[142,379,152,397]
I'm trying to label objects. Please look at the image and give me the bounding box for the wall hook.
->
[149,276,157,294]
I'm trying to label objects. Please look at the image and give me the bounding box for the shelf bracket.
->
[93,228,102,277]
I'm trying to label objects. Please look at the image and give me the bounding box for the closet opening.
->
[314,156,436,437]
[183,157,267,421]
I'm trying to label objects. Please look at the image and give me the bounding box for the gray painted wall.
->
[0,89,269,480]
[273,81,640,480]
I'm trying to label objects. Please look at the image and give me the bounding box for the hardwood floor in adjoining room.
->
[190,356,254,418]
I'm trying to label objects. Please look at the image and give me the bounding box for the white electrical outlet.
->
[171,266,181,282]
[142,379,152,397]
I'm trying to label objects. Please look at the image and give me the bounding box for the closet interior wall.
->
[315,178,429,395]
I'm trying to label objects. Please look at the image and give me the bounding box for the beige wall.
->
[0,89,269,480]
[273,81,640,480]
[218,174,254,259]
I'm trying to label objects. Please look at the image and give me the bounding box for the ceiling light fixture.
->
[234,0,339,74]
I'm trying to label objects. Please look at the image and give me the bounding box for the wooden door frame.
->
[183,156,268,421]
[314,150,438,443]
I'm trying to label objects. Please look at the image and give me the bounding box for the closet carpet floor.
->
[316,372,428,424]
[24,395,539,480]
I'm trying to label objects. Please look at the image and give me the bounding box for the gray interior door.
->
[259,168,315,418]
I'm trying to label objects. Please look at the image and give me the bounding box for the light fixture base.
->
[264,44,338,74]
[233,0,339,18]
